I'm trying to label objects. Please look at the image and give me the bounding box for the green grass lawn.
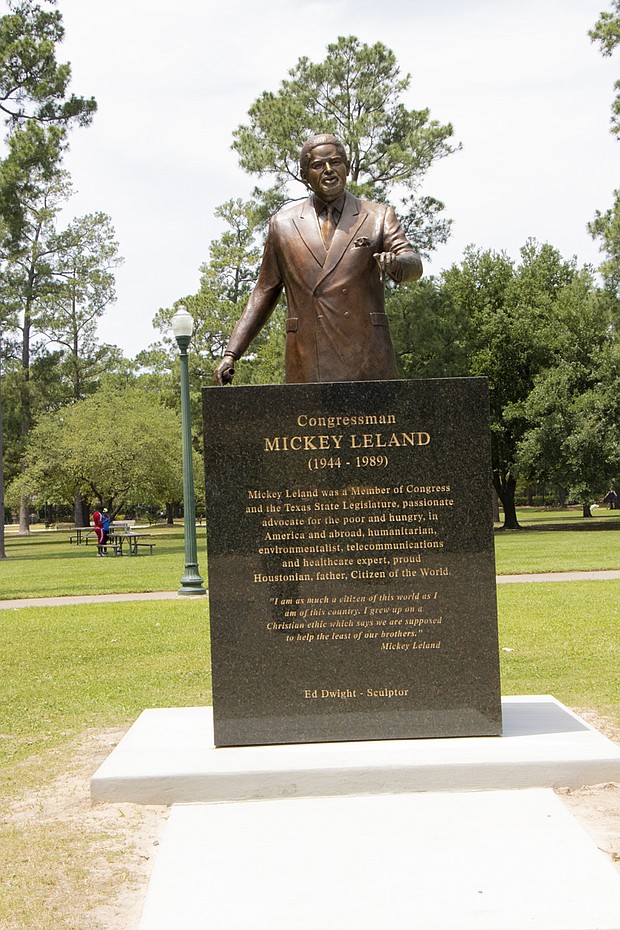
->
[1,598,211,798]
[1,511,618,777]
[1,525,205,598]
[498,581,620,720]
[2,511,619,600]
[494,528,620,574]
[1,514,619,929]
[498,506,620,526]
[0,592,210,930]
[1,580,618,802]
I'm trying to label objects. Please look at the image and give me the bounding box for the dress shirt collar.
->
[312,192,346,219]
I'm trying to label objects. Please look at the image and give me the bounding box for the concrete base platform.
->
[91,696,620,804]
[137,789,620,930]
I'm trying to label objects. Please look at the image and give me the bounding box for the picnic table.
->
[69,527,94,545]
[111,520,136,533]
[69,520,136,545]
[109,532,155,556]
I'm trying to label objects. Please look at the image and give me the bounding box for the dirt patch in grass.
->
[555,709,620,874]
[1,727,168,930]
[557,781,620,872]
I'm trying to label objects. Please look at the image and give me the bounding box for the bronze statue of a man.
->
[214,133,423,385]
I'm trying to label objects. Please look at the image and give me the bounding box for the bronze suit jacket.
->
[226,192,422,383]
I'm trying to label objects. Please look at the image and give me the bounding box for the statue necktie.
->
[321,203,335,250]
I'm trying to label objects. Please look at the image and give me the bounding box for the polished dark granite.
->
[203,379,502,746]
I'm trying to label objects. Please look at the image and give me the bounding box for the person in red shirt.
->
[92,507,105,556]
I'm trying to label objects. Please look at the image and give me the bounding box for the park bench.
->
[108,532,155,556]
[69,527,94,544]
[134,541,156,555]
[97,543,121,556]
[111,519,136,533]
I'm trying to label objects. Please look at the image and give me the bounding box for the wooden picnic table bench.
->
[109,532,155,556]
[133,542,156,554]
[97,543,121,557]
[69,527,94,545]
[111,520,136,533]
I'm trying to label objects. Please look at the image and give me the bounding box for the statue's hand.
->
[214,354,236,385]
[373,252,403,283]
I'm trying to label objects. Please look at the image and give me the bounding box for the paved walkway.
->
[1,570,619,609]
[496,569,620,584]
[0,591,183,610]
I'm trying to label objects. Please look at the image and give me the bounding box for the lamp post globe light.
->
[171,306,206,596]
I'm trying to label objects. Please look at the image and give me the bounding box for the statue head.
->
[299,133,350,183]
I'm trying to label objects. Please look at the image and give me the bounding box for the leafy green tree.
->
[239,303,286,385]
[441,241,592,528]
[0,381,4,547]
[589,190,620,293]
[589,0,620,137]
[39,210,123,524]
[0,280,13,554]
[441,247,515,524]
[588,4,620,296]
[160,199,264,368]
[232,35,458,253]
[0,0,96,127]
[517,281,619,515]
[0,0,97,248]
[149,199,262,363]
[39,210,123,402]
[16,386,189,519]
[1,175,124,527]
[0,0,96,552]
[0,121,62,240]
[144,197,285,437]
[1,165,70,530]
[518,361,620,517]
[386,277,472,379]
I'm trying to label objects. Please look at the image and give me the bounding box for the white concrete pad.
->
[138,789,620,930]
[91,696,620,805]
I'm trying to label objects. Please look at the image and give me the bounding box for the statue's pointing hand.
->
[373,252,404,283]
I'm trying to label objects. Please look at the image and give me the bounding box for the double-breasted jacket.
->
[225,191,422,383]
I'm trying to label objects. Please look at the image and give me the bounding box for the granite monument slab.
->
[203,378,502,746]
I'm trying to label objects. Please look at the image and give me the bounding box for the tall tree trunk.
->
[582,502,592,518]
[74,489,90,527]
[71,275,84,402]
[166,502,175,525]
[493,471,520,529]
[19,497,30,533]
[492,488,499,524]
[19,268,36,535]
[18,338,30,532]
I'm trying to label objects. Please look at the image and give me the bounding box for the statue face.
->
[305,143,348,201]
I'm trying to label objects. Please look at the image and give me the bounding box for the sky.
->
[54,0,618,359]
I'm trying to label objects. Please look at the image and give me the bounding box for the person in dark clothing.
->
[102,508,111,543]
